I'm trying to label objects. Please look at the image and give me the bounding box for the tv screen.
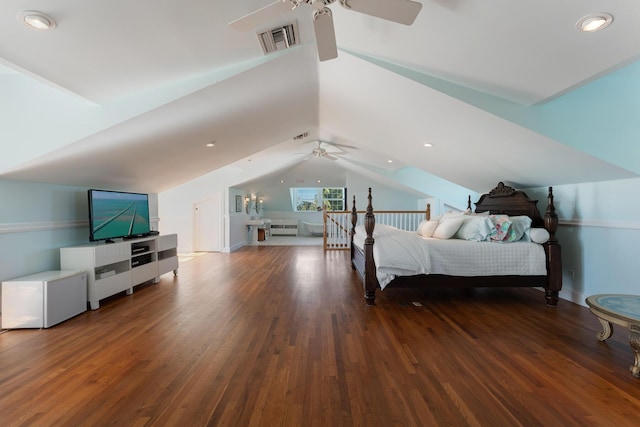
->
[88,189,151,242]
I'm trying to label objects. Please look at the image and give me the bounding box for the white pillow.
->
[529,228,550,244]
[437,211,466,222]
[433,217,464,239]
[455,216,495,241]
[417,220,438,238]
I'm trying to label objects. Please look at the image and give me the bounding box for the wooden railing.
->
[323,206,430,251]
[323,210,352,250]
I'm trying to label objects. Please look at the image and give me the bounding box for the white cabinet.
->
[60,234,178,310]
[157,234,179,276]
[2,270,87,329]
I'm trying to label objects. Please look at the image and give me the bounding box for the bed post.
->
[543,186,562,306]
[351,195,357,269]
[467,195,472,211]
[364,188,377,305]
[426,203,431,221]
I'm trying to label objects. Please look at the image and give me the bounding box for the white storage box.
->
[2,270,87,329]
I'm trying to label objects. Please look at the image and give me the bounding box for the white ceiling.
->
[1,0,638,195]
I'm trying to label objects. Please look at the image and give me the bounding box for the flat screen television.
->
[88,189,151,242]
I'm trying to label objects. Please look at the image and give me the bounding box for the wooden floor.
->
[1,246,640,426]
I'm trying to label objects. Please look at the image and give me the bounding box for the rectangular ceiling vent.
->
[258,22,299,55]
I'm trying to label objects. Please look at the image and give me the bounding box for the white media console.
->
[60,234,178,310]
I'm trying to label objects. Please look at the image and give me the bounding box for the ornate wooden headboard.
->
[471,182,544,227]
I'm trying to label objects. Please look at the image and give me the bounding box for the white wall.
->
[159,164,429,247]
[159,163,276,253]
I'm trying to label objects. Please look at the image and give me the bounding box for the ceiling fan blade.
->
[339,0,423,25]
[324,141,357,150]
[322,153,338,160]
[313,8,338,61]
[229,1,294,32]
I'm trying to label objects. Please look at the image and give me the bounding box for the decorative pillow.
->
[530,228,550,244]
[509,216,533,242]
[455,216,495,241]
[417,220,438,238]
[433,217,464,239]
[437,211,466,222]
[488,215,512,241]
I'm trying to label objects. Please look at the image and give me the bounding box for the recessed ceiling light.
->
[317,180,321,183]
[205,142,215,147]
[387,160,393,163]
[576,13,613,32]
[423,143,433,148]
[19,11,56,30]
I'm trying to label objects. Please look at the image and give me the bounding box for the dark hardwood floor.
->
[1,245,639,426]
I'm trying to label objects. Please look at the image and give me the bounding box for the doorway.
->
[194,194,222,252]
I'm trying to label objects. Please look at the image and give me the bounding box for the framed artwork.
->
[235,195,242,212]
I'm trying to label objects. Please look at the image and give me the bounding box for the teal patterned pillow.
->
[489,215,512,241]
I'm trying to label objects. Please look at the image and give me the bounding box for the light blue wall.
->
[3,176,640,310]
[352,52,640,174]
[386,167,478,215]
[346,172,425,211]
[0,179,89,283]
[256,172,426,236]
[0,178,159,286]
[527,177,640,306]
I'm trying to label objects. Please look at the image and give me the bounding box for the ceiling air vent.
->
[258,22,299,55]
[293,132,309,140]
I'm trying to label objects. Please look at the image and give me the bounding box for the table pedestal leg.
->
[595,317,613,341]
[629,324,640,378]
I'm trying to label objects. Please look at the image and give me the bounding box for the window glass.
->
[291,187,345,212]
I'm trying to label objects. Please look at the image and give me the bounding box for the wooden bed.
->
[350,182,562,306]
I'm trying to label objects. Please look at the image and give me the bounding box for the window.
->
[322,188,345,211]
[291,187,346,212]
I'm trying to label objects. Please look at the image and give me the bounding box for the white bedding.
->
[353,224,547,289]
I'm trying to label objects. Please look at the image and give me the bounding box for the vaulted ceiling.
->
[1,0,638,195]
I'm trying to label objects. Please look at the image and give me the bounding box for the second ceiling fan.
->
[297,140,356,161]
[230,0,423,61]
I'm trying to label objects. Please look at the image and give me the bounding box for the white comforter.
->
[353,224,547,289]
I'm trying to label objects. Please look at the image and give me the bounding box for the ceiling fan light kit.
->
[230,0,422,61]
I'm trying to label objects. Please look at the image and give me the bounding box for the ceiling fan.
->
[298,140,355,160]
[229,0,423,61]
